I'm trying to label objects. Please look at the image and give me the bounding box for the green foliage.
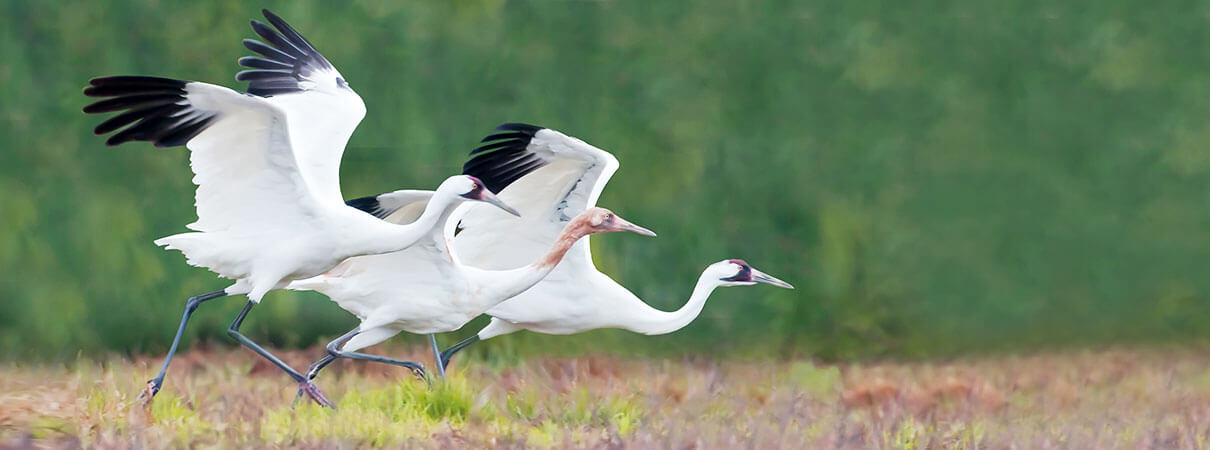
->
[1,0,1209,360]
[149,392,214,444]
[785,360,842,396]
[255,375,640,446]
[499,384,643,433]
[261,380,471,446]
[887,417,928,450]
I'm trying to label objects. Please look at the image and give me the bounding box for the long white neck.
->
[626,271,723,336]
[351,192,457,256]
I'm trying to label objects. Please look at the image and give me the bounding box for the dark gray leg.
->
[227,300,334,408]
[438,335,480,372]
[297,327,427,392]
[139,289,227,402]
[428,334,446,380]
[303,327,359,381]
[293,328,359,407]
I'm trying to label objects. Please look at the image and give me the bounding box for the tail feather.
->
[155,232,249,281]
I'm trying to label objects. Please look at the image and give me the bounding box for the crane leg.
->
[438,335,480,372]
[292,328,356,408]
[226,300,334,408]
[303,327,360,381]
[139,289,228,403]
[293,327,428,404]
[428,334,446,380]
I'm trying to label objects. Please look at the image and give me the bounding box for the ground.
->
[3,346,1210,448]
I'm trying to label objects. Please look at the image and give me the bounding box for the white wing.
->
[235,9,366,205]
[335,124,620,273]
[294,190,451,321]
[84,76,323,275]
[345,190,435,225]
[454,124,620,270]
[342,190,451,258]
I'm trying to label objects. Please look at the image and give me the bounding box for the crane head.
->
[441,175,520,217]
[711,259,794,289]
[576,207,657,237]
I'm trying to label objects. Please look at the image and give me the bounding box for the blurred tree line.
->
[1,0,1208,361]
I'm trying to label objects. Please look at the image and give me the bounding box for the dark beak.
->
[479,189,521,217]
[613,216,657,237]
[751,267,794,289]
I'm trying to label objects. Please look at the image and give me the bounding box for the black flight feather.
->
[238,9,336,97]
[345,195,392,219]
[82,76,217,148]
[462,123,549,193]
[237,56,293,71]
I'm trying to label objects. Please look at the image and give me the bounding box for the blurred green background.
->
[2,0,1208,362]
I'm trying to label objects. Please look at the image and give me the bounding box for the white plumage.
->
[82,8,796,406]
[81,10,518,405]
[83,13,514,304]
[438,124,795,367]
[287,201,655,381]
[301,124,792,374]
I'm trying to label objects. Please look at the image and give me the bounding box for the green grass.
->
[5,346,1210,448]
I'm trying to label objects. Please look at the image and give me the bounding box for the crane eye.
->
[336,77,348,88]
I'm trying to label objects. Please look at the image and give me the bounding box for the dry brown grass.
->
[4,346,1210,448]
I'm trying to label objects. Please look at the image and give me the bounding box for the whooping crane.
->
[435,124,794,371]
[81,10,519,406]
[287,206,655,388]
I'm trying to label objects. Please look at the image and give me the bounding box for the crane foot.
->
[137,378,162,406]
[297,380,335,408]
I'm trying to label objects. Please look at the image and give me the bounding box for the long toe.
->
[138,379,161,405]
[298,380,335,409]
[291,389,306,409]
[415,367,435,390]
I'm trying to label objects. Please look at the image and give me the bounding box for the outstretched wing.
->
[236,9,366,205]
[454,123,620,270]
[346,190,435,224]
[83,76,323,237]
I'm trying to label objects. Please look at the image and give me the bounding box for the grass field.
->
[4,346,1210,448]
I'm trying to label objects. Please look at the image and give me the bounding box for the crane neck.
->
[374,191,459,254]
[627,271,723,336]
[485,219,590,299]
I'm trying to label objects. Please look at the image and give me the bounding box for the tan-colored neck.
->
[476,218,595,303]
[537,219,592,268]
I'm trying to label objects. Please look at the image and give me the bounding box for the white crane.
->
[286,206,655,388]
[81,10,518,406]
[433,124,795,371]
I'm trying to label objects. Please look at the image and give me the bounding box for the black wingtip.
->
[83,76,215,148]
[238,9,333,97]
[346,195,390,219]
[237,56,292,71]
[495,123,543,134]
[462,123,551,193]
[468,123,544,155]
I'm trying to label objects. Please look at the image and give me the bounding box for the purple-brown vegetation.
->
[3,346,1210,448]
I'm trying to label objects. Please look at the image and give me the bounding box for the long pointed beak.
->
[479,190,521,217]
[751,267,794,289]
[613,216,657,237]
